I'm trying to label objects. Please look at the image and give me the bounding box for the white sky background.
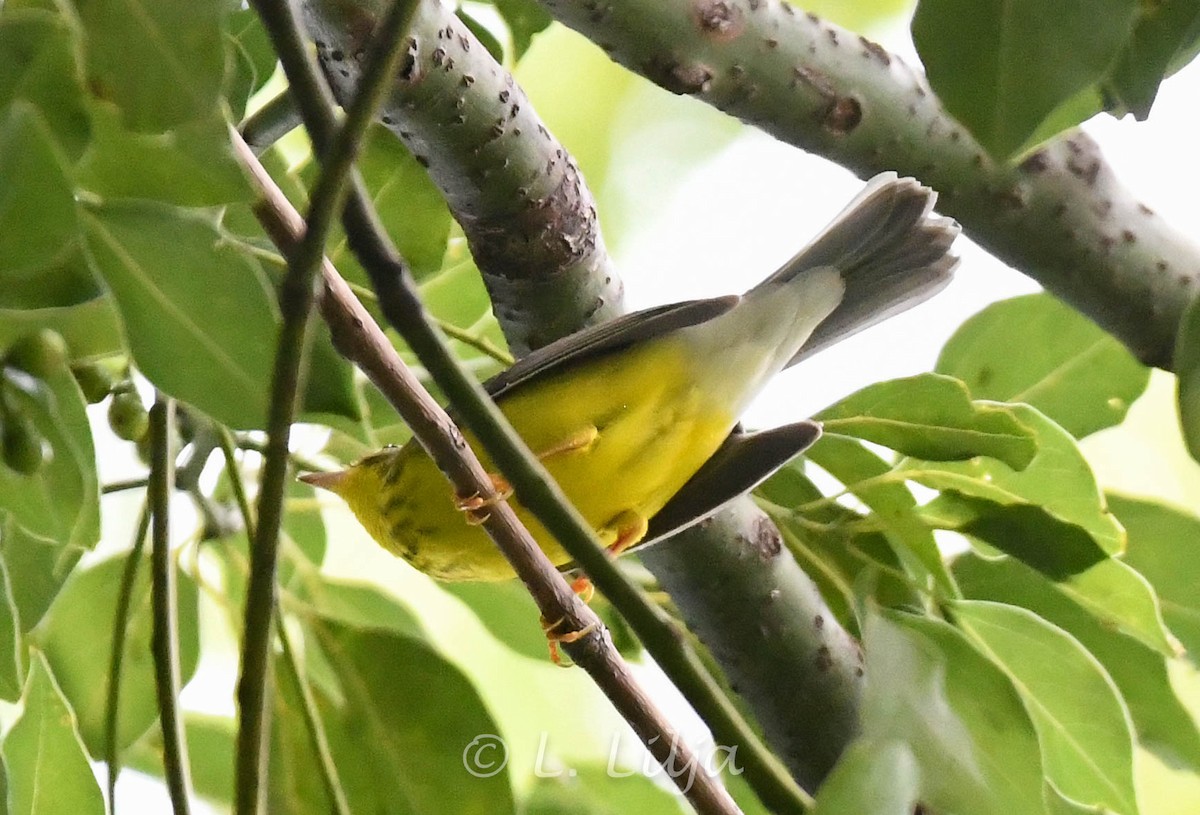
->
[109,14,1200,813]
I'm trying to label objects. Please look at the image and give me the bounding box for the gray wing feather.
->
[484,296,738,400]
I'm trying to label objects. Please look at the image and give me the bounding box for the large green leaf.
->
[35,553,201,756]
[0,7,90,160]
[816,373,1037,469]
[0,296,124,360]
[0,357,98,549]
[77,103,252,207]
[0,517,83,634]
[812,739,919,815]
[70,0,226,131]
[0,104,80,292]
[1,651,105,815]
[0,550,24,701]
[805,433,955,595]
[1105,0,1200,118]
[81,201,357,428]
[225,7,278,119]
[862,609,1047,815]
[954,552,1200,769]
[909,405,1125,565]
[937,294,1150,438]
[912,0,1139,157]
[952,601,1139,815]
[1108,494,1200,661]
[82,201,276,427]
[271,619,516,815]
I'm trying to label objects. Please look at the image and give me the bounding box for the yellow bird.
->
[302,175,959,581]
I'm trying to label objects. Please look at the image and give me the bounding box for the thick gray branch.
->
[539,0,1200,368]
[301,0,623,355]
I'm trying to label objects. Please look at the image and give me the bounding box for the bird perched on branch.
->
[302,174,960,582]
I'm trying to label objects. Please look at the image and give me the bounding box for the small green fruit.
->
[6,329,67,378]
[108,388,149,442]
[72,362,115,404]
[3,416,45,475]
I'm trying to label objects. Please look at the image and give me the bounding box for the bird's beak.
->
[298,470,348,493]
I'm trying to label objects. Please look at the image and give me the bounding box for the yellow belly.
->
[353,336,736,581]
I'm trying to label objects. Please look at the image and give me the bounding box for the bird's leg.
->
[565,510,649,605]
[542,613,599,666]
[454,473,514,525]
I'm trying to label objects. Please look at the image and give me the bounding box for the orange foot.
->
[453,474,513,525]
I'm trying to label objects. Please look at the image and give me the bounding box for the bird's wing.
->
[484,296,738,400]
[634,420,822,550]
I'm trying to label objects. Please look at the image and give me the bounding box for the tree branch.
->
[537,0,1200,368]
[148,395,193,815]
[300,0,625,355]
[235,1,421,811]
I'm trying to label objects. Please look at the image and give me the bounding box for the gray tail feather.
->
[761,173,960,367]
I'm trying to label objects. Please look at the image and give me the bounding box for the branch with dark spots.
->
[538,0,1200,368]
[300,0,624,355]
[640,500,864,792]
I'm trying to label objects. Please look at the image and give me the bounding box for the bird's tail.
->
[753,173,960,367]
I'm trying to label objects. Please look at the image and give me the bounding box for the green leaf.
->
[812,739,920,815]
[457,8,505,64]
[77,103,252,206]
[35,553,201,756]
[907,405,1125,560]
[274,620,517,815]
[951,601,1139,815]
[493,0,552,60]
[522,765,688,815]
[911,0,1140,157]
[1108,494,1200,661]
[937,294,1150,438]
[1,651,105,815]
[816,373,1037,469]
[954,552,1200,769]
[81,201,275,427]
[0,550,25,701]
[805,433,955,594]
[0,296,124,361]
[862,608,1047,815]
[0,7,91,160]
[0,359,99,550]
[291,577,424,640]
[71,0,226,131]
[1105,0,1200,118]
[1176,292,1200,462]
[225,7,279,119]
[0,103,79,284]
[0,517,82,633]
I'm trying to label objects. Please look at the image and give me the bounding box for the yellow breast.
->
[341,335,736,581]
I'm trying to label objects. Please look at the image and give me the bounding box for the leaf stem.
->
[148,394,193,815]
[104,501,151,814]
[235,2,423,812]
